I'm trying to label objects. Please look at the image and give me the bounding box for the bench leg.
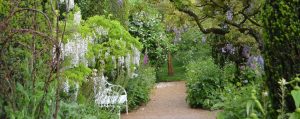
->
[126,100,128,115]
[118,109,121,119]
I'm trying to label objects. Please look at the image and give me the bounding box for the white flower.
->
[132,73,138,78]
[63,80,70,93]
[278,78,287,85]
[262,91,268,97]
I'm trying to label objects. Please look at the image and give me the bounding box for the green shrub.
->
[215,70,268,119]
[216,76,300,119]
[125,66,156,110]
[216,84,267,119]
[59,102,118,119]
[223,62,237,83]
[185,57,223,109]
[175,44,211,65]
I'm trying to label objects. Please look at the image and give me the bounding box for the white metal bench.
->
[92,69,128,118]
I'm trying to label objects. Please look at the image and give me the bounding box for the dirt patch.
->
[122,81,218,119]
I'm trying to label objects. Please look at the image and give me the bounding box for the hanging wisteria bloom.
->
[125,53,131,74]
[118,56,125,67]
[112,56,117,69]
[74,83,79,100]
[201,35,206,43]
[63,80,70,93]
[74,11,81,25]
[60,0,75,11]
[132,46,141,66]
[62,33,89,67]
[226,8,233,21]
[257,55,264,69]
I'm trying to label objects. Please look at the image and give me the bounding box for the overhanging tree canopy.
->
[169,0,265,50]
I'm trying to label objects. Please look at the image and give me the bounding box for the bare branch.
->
[175,6,228,34]
[210,0,227,9]
[242,13,262,27]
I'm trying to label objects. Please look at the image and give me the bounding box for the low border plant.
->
[125,66,156,110]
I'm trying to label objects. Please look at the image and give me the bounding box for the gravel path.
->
[122,81,218,119]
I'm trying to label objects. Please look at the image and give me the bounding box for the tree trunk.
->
[168,52,174,76]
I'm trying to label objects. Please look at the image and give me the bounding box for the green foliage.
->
[156,58,185,82]
[81,15,140,44]
[129,9,173,67]
[81,15,142,50]
[234,67,263,87]
[290,89,300,119]
[76,0,129,27]
[286,76,300,119]
[178,27,203,51]
[263,0,300,113]
[215,71,267,119]
[75,0,107,19]
[223,63,237,83]
[291,89,300,109]
[0,0,58,118]
[62,63,92,83]
[185,58,223,109]
[217,76,300,119]
[175,27,210,64]
[0,1,127,118]
[59,10,144,117]
[125,66,156,110]
[216,84,268,119]
[0,0,10,20]
[59,102,118,119]
[78,15,142,75]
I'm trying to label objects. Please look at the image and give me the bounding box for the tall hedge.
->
[263,0,300,113]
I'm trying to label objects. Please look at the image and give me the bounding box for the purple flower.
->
[143,54,149,64]
[257,55,264,69]
[117,0,123,6]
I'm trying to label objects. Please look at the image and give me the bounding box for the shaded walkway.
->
[122,81,217,119]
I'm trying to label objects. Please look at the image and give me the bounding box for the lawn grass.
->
[157,58,186,82]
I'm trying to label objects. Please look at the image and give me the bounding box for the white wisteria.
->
[60,9,142,103]
[60,0,75,11]
[125,53,131,74]
[132,45,141,66]
[74,11,81,25]
[61,33,89,67]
